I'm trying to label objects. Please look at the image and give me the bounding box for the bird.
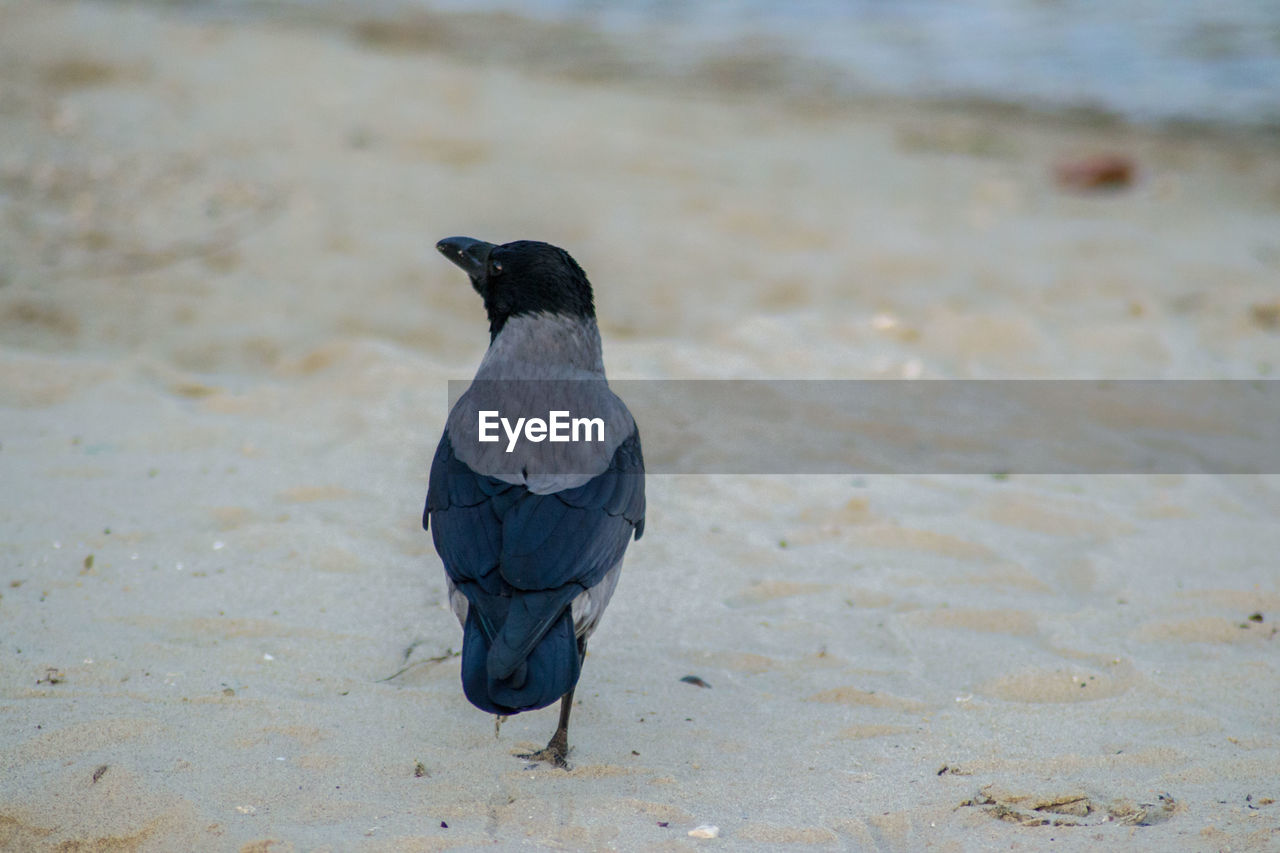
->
[424,236,646,767]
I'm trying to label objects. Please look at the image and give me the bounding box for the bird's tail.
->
[459,592,582,715]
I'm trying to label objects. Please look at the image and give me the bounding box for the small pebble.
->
[1250,304,1280,330]
[689,824,720,839]
[1054,154,1135,191]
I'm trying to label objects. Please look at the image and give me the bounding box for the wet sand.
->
[2,2,1279,850]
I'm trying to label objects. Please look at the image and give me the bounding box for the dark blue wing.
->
[425,428,645,715]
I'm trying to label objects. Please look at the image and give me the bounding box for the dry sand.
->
[2,2,1280,850]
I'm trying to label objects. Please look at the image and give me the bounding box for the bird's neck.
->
[475,312,606,380]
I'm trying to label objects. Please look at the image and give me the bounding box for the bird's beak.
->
[436,236,495,279]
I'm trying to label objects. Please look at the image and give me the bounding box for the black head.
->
[436,237,595,340]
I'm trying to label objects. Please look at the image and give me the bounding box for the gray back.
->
[446,313,635,493]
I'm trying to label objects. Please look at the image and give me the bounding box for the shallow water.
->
[198,0,1280,130]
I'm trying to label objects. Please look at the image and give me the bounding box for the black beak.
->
[436,236,495,279]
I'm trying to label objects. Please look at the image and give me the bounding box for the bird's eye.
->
[489,260,504,276]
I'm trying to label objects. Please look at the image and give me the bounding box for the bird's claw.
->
[516,747,570,770]
[516,733,570,769]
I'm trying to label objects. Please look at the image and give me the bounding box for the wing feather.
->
[425,427,645,713]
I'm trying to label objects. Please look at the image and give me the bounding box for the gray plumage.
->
[445,312,636,493]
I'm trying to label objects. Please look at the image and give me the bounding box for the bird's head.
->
[436,237,595,341]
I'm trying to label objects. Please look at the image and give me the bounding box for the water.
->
[210,0,1280,130]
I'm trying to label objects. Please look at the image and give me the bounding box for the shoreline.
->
[94,0,1280,144]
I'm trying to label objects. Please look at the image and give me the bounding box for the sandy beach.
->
[2,2,1280,850]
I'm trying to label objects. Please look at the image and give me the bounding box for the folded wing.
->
[425,428,644,714]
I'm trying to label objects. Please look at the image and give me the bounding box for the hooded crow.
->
[425,237,645,767]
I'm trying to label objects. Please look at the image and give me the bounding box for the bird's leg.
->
[517,638,586,769]
[494,714,508,739]
[517,687,574,769]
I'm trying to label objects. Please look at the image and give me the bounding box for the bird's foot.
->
[516,731,570,769]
